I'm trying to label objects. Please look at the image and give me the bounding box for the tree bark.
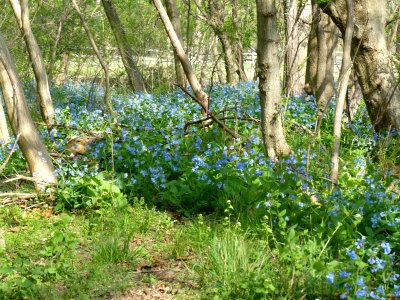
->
[284,0,300,95]
[331,0,353,184]
[152,0,209,113]
[101,0,147,92]
[256,0,291,159]
[305,1,319,95]
[71,0,113,113]
[164,0,187,88]
[0,32,57,189]
[322,0,400,131]
[9,0,55,126]
[215,30,237,85]
[315,10,338,133]
[0,97,10,144]
[212,35,224,84]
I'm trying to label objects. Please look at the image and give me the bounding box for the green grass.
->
[0,197,336,300]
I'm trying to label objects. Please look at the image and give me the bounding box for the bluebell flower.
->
[355,288,366,298]
[326,272,334,284]
[346,249,358,260]
[339,271,351,278]
[357,277,365,287]
[381,242,391,255]
[355,236,366,249]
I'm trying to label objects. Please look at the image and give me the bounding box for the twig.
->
[287,120,314,135]
[0,133,21,174]
[184,116,260,133]
[177,85,239,139]
[24,202,46,210]
[0,192,36,199]
[2,175,47,185]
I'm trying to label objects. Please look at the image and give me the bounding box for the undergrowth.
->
[0,81,399,299]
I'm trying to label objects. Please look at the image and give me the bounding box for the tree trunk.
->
[54,52,70,85]
[47,7,70,83]
[256,0,291,159]
[164,0,187,88]
[331,0,353,184]
[322,0,400,131]
[284,0,300,95]
[0,32,57,189]
[0,97,10,144]
[315,10,338,133]
[9,0,55,126]
[215,30,237,85]
[101,0,146,92]
[212,35,224,84]
[71,0,113,113]
[152,0,209,113]
[305,1,319,95]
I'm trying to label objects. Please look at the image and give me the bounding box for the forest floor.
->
[0,198,204,299]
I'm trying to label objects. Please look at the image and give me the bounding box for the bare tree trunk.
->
[305,1,319,95]
[101,0,146,92]
[47,7,70,83]
[322,0,400,131]
[164,0,187,87]
[71,0,113,113]
[54,52,70,85]
[152,0,209,113]
[256,0,291,159]
[9,0,55,126]
[331,0,353,184]
[315,11,338,133]
[0,97,10,143]
[0,32,57,189]
[231,0,246,81]
[212,35,224,84]
[215,30,237,85]
[284,0,300,95]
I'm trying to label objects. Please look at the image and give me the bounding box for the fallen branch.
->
[177,85,239,139]
[184,116,260,133]
[2,175,48,186]
[0,133,21,174]
[0,192,36,199]
[287,120,314,135]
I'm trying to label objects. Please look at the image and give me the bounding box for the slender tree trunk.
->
[54,52,70,85]
[212,35,224,84]
[331,0,353,184]
[9,0,55,126]
[256,0,291,159]
[315,10,338,133]
[101,0,146,92]
[215,30,237,85]
[231,0,246,81]
[164,0,187,87]
[152,0,209,113]
[0,97,10,143]
[284,0,300,95]
[322,0,400,131]
[47,8,70,83]
[0,32,57,189]
[71,0,113,113]
[305,1,319,95]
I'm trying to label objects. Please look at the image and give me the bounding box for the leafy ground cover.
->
[0,81,399,299]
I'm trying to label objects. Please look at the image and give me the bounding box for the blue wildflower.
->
[326,272,334,284]
[346,249,357,260]
[381,242,391,255]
